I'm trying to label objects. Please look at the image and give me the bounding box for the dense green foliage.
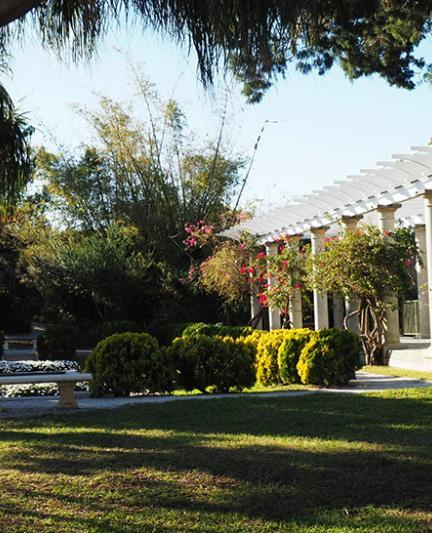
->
[256,330,290,386]
[0,200,48,332]
[169,334,255,392]
[150,322,191,347]
[85,332,174,397]
[0,68,33,202]
[2,2,432,103]
[36,324,81,360]
[309,225,420,364]
[255,328,360,386]
[26,90,248,331]
[181,322,252,339]
[37,94,244,267]
[93,320,140,343]
[297,329,361,386]
[28,224,166,325]
[278,329,313,384]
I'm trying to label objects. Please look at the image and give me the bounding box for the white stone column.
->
[414,224,429,338]
[377,204,401,346]
[341,215,363,333]
[265,242,281,330]
[310,227,329,330]
[423,191,432,337]
[289,288,303,328]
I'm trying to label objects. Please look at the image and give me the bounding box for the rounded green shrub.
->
[85,332,174,397]
[169,334,255,392]
[256,330,291,386]
[297,328,361,387]
[277,329,313,384]
[37,324,81,360]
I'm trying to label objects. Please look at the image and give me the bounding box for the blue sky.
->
[6,23,432,209]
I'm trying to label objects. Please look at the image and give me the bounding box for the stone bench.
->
[0,371,93,410]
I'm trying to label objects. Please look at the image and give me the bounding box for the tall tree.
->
[1,1,432,102]
[1,1,431,194]
[36,85,244,265]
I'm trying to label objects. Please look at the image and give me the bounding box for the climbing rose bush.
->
[183,220,215,249]
[308,225,420,364]
[199,234,258,307]
[243,236,310,326]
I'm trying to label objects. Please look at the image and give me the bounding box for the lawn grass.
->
[362,365,432,381]
[172,381,310,396]
[0,388,431,531]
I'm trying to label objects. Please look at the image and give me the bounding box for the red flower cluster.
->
[258,293,268,306]
[183,220,214,249]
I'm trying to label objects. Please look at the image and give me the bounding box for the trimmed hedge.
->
[37,324,81,360]
[297,328,361,386]
[85,332,174,397]
[169,334,255,392]
[256,330,291,385]
[182,322,253,339]
[278,329,313,384]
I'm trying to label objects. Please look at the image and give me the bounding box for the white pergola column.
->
[310,227,329,330]
[377,204,401,346]
[414,224,429,339]
[265,242,281,330]
[341,215,363,333]
[289,288,303,328]
[423,191,432,337]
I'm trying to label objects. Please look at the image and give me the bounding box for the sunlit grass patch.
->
[0,388,431,531]
[362,365,432,381]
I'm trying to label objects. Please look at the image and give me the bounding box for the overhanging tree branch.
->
[0,0,42,27]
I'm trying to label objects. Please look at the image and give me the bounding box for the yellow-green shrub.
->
[297,329,361,386]
[256,330,292,385]
[277,328,313,384]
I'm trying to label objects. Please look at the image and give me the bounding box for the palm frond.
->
[0,82,33,204]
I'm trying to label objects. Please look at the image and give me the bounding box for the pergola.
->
[224,143,432,346]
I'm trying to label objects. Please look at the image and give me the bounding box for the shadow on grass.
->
[1,391,431,529]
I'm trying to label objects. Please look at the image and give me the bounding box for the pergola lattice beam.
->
[222,143,432,242]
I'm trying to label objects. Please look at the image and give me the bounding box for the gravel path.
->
[0,371,431,418]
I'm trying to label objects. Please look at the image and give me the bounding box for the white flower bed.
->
[1,382,89,398]
[0,360,79,374]
[0,360,87,397]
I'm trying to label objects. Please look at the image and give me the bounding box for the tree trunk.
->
[0,0,41,28]
[358,299,385,365]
